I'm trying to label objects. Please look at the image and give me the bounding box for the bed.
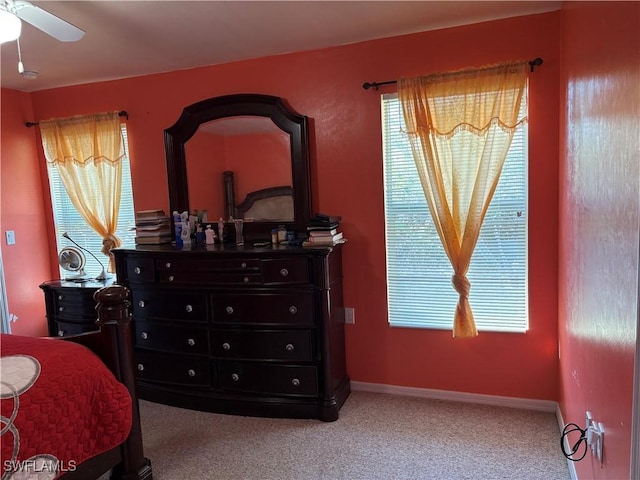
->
[223,170,294,222]
[1,285,152,480]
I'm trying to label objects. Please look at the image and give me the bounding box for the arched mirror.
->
[164,94,312,238]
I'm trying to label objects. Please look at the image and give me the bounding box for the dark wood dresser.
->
[112,243,350,421]
[40,279,115,337]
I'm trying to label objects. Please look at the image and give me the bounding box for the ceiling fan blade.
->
[13,1,85,42]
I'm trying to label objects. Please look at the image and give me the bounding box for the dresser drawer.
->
[52,289,97,317]
[218,362,318,396]
[213,293,314,325]
[157,270,262,286]
[131,289,208,321]
[126,257,156,283]
[135,320,209,355]
[212,329,314,361]
[157,258,261,272]
[135,350,212,387]
[261,258,309,284]
[54,320,99,337]
[156,257,262,285]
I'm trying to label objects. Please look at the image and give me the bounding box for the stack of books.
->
[303,214,346,246]
[134,209,172,245]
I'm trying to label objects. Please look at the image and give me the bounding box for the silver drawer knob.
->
[187,369,196,377]
[137,364,144,371]
[288,306,298,315]
[187,338,195,346]
[280,268,289,277]
[169,275,175,282]
[291,378,300,387]
[57,294,64,300]
[231,373,239,381]
[165,262,171,268]
[285,343,294,351]
[222,342,230,350]
[141,332,149,340]
[243,276,249,283]
[58,306,64,312]
[58,330,64,337]
[225,306,234,314]
[185,304,193,313]
[134,267,141,274]
[241,262,247,269]
[138,300,145,308]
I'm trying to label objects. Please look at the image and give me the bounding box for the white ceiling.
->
[1,1,562,93]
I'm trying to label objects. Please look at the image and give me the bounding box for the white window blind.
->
[48,125,136,278]
[381,92,528,333]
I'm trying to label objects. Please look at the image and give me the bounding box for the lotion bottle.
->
[205,225,216,244]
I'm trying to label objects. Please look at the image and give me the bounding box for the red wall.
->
[185,130,291,216]
[0,88,52,336]
[184,130,225,216]
[226,132,291,201]
[6,13,560,401]
[558,2,640,478]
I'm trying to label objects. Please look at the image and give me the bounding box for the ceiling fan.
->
[0,0,85,44]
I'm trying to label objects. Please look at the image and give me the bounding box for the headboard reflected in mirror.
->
[224,171,294,222]
[164,94,312,238]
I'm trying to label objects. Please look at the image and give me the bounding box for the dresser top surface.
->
[40,278,117,289]
[113,243,342,256]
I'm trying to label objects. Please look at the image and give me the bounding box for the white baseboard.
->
[555,404,579,480]
[351,380,558,412]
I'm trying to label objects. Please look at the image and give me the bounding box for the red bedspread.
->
[1,334,132,479]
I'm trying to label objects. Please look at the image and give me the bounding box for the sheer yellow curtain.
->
[40,112,125,273]
[398,62,527,338]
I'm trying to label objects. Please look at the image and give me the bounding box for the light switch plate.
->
[5,231,15,245]
[345,307,355,324]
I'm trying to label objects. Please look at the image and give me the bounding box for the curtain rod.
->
[25,110,129,128]
[362,57,543,91]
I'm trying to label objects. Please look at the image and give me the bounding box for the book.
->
[307,214,341,228]
[135,209,167,220]
[135,234,172,245]
[307,222,339,229]
[136,227,172,237]
[305,232,343,244]
[302,237,346,247]
[309,213,342,223]
[308,228,339,237]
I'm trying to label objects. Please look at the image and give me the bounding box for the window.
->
[48,125,136,278]
[381,93,528,332]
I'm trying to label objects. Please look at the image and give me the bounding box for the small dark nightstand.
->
[40,278,115,337]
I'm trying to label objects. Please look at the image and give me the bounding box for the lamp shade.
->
[0,8,21,44]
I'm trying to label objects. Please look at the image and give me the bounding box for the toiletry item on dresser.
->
[173,210,183,246]
[271,229,278,245]
[217,217,225,243]
[233,219,244,245]
[180,221,191,244]
[196,225,205,244]
[205,225,216,244]
[277,225,287,244]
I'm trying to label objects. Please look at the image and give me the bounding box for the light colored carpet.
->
[136,391,570,480]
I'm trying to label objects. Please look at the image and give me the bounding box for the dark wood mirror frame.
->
[164,94,312,238]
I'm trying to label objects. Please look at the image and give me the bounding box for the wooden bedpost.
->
[223,170,236,219]
[95,285,153,480]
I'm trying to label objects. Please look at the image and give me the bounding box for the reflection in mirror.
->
[165,94,312,238]
[186,116,292,221]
